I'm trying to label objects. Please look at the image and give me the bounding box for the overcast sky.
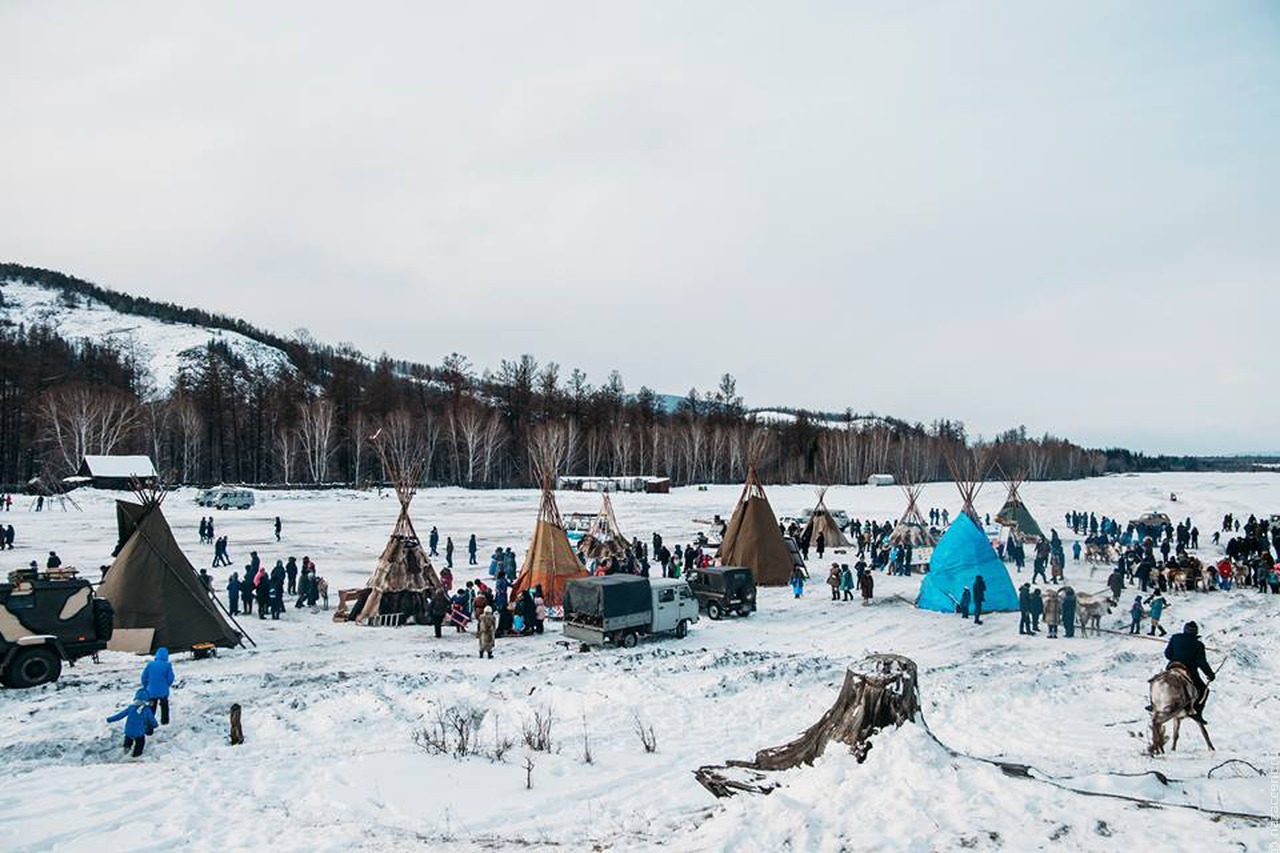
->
[2,2,1277,454]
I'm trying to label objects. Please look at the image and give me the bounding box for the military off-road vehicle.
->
[686,565,756,619]
[0,567,114,688]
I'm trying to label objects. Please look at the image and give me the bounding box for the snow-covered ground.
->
[0,473,1276,852]
[0,279,293,394]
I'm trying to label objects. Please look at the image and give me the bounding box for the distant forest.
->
[1,264,1272,490]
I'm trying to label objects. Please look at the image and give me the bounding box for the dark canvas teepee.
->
[994,472,1045,542]
[513,481,587,607]
[576,491,630,561]
[719,467,794,586]
[99,492,242,652]
[802,487,851,548]
[346,417,441,624]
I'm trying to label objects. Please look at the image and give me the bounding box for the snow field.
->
[0,473,1275,851]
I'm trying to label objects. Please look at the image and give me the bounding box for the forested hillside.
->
[0,264,1205,488]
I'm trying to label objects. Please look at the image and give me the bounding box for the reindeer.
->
[1148,665,1214,755]
[1074,591,1113,636]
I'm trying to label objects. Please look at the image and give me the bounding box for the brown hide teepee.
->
[576,491,631,561]
[345,415,441,624]
[719,467,794,586]
[802,487,851,548]
[889,484,937,547]
[100,486,242,652]
[512,482,587,607]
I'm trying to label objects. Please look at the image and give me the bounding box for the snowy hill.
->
[0,277,294,396]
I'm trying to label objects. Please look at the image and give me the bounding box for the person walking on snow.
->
[1018,583,1033,635]
[141,647,174,726]
[1043,588,1061,638]
[429,526,440,556]
[1128,596,1144,634]
[858,567,874,605]
[477,607,495,658]
[826,563,841,601]
[446,537,454,569]
[790,567,806,598]
[1061,587,1077,637]
[107,689,159,757]
[1147,593,1169,636]
[274,516,282,542]
[972,574,986,625]
[468,534,478,566]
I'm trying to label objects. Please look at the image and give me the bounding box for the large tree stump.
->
[695,654,919,797]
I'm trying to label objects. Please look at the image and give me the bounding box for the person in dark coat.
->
[47,551,61,569]
[227,571,241,615]
[972,574,986,625]
[274,516,282,542]
[1029,588,1044,632]
[445,537,455,569]
[1107,567,1125,601]
[429,526,440,556]
[286,557,298,595]
[107,689,159,757]
[1061,587,1077,637]
[468,534,478,566]
[958,587,971,619]
[241,565,255,615]
[428,589,449,638]
[1018,583,1033,635]
[1164,621,1216,720]
[141,647,174,726]
[857,568,874,605]
[255,570,270,619]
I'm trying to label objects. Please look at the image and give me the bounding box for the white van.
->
[196,487,255,510]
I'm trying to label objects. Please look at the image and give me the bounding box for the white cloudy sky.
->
[2,2,1277,454]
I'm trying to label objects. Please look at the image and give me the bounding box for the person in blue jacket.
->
[227,571,241,616]
[141,647,175,725]
[107,688,159,757]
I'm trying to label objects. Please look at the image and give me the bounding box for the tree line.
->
[0,265,1226,490]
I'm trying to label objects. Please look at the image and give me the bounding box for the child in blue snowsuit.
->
[790,568,805,598]
[1128,596,1144,634]
[107,688,159,757]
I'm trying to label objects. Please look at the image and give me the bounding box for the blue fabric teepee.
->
[917,513,1018,613]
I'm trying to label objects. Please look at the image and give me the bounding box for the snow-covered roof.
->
[80,455,157,478]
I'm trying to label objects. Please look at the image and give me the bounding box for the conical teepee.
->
[576,491,631,561]
[347,414,442,624]
[889,484,937,547]
[99,489,242,652]
[719,467,794,585]
[994,471,1045,542]
[802,488,851,548]
[916,512,1018,613]
[513,481,587,607]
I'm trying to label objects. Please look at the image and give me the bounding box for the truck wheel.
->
[4,647,62,688]
[707,602,722,621]
[737,607,751,618]
[620,631,638,649]
[675,620,688,639]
